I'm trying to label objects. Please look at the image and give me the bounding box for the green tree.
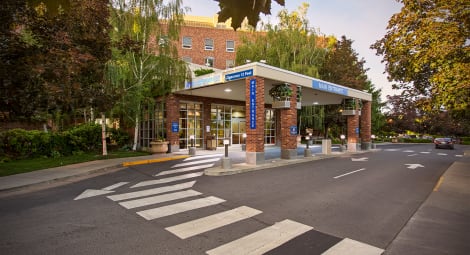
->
[215,0,285,30]
[319,36,370,138]
[108,0,189,150]
[372,0,469,112]
[364,81,386,135]
[236,3,328,78]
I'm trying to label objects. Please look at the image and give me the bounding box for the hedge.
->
[0,124,129,161]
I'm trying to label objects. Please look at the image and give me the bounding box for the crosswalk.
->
[384,148,463,157]
[78,153,384,254]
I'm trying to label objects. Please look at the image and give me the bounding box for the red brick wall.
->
[177,26,254,69]
[165,95,180,146]
[280,84,298,150]
[360,101,372,143]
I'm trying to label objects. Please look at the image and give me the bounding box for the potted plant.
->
[150,136,169,153]
[269,83,293,108]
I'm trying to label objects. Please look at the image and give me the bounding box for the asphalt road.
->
[0,143,465,255]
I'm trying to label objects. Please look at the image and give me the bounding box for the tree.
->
[319,36,370,138]
[215,0,285,30]
[236,3,329,78]
[108,0,189,150]
[364,81,386,135]
[372,0,470,112]
[0,0,112,129]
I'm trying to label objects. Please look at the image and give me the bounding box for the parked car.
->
[434,137,454,149]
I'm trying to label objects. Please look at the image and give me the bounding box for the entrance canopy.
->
[176,62,372,105]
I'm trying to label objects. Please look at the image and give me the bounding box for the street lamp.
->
[242,133,247,151]
[222,138,232,169]
[340,134,346,152]
[189,135,196,156]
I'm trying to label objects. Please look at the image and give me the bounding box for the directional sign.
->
[351,157,368,162]
[405,164,424,169]
[74,182,128,200]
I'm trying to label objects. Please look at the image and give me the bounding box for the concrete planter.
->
[150,141,169,154]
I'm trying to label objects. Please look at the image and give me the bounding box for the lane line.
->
[137,196,225,220]
[184,154,223,161]
[103,182,129,191]
[321,238,384,255]
[156,164,214,176]
[172,158,220,168]
[433,177,444,192]
[131,172,203,188]
[334,168,366,179]
[107,181,195,201]
[166,206,262,239]
[206,219,313,255]
[119,190,202,209]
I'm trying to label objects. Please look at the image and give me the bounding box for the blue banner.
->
[312,80,348,96]
[225,69,253,81]
[250,79,256,129]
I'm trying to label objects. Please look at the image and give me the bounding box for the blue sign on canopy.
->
[312,80,348,96]
[225,69,253,81]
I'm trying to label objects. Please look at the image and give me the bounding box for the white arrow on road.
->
[351,157,368,162]
[405,164,424,170]
[74,182,128,200]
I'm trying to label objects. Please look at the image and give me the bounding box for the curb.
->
[122,155,189,166]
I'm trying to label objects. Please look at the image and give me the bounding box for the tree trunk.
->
[101,112,107,156]
[132,114,139,151]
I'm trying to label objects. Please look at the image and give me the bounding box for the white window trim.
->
[182,36,192,49]
[226,40,235,52]
[204,38,214,51]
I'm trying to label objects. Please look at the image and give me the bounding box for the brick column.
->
[360,100,372,150]
[347,100,360,152]
[245,77,265,165]
[280,84,298,159]
[165,95,180,152]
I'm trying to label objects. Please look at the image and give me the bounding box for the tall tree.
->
[108,0,189,150]
[372,0,469,112]
[236,3,329,78]
[319,36,370,138]
[215,0,285,30]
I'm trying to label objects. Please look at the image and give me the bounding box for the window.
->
[226,40,235,52]
[182,36,192,49]
[204,38,214,50]
[226,59,235,69]
[204,57,214,67]
[182,56,192,63]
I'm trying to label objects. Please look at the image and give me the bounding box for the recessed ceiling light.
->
[224,88,232,92]
[313,102,319,105]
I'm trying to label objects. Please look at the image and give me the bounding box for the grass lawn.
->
[0,150,151,177]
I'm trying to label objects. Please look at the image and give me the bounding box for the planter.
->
[150,141,169,154]
[272,100,291,109]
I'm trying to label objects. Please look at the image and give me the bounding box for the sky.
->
[181,0,403,101]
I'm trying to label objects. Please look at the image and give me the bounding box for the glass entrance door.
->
[231,118,246,144]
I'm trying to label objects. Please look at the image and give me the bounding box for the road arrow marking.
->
[74,182,129,200]
[405,164,424,169]
[351,157,368,162]
[334,168,366,179]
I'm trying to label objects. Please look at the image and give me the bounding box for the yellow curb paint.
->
[433,176,444,192]
[122,155,190,167]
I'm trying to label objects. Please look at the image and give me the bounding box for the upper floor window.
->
[182,36,192,49]
[226,59,235,69]
[204,38,214,51]
[204,57,214,67]
[226,40,235,52]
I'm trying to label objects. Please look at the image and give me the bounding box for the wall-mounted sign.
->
[171,122,179,132]
[355,127,360,134]
[250,79,256,129]
[225,69,253,81]
[312,80,348,96]
[290,126,298,135]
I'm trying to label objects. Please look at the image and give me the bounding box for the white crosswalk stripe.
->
[166,206,262,239]
[136,196,226,220]
[172,158,220,168]
[118,190,202,209]
[183,154,223,161]
[205,219,313,255]
[321,238,384,255]
[156,163,214,176]
[107,181,195,201]
[131,172,203,188]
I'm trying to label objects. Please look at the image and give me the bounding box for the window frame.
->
[204,38,214,51]
[226,40,235,52]
[182,36,192,49]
